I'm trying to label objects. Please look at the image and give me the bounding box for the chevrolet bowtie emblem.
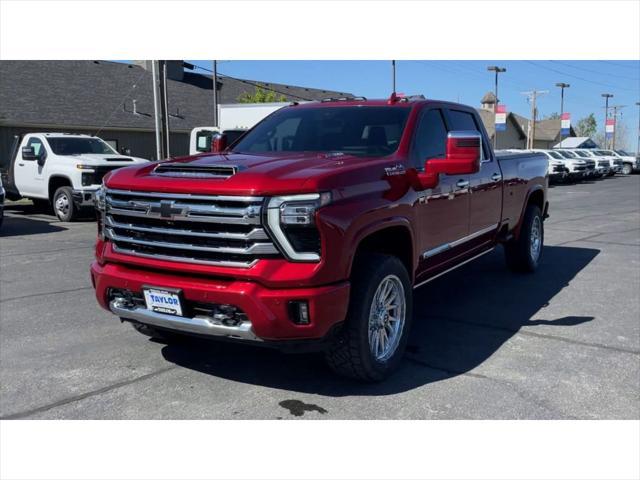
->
[150,200,185,219]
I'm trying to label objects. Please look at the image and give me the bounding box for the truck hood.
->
[105,151,389,196]
[69,153,149,166]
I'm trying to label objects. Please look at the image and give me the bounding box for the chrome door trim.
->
[414,248,494,289]
[421,224,497,259]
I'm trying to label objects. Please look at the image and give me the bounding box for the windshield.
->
[547,150,564,160]
[558,150,578,158]
[595,150,611,156]
[231,106,411,157]
[46,137,118,156]
[615,150,630,156]
[574,150,591,157]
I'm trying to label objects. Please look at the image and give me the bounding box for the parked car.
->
[597,149,639,175]
[542,149,587,181]
[572,149,613,176]
[91,96,549,381]
[589,150,623,175]
[556,149,597,177]
[0,133,149,221]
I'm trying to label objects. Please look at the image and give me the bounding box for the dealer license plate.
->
[143,288,183,316]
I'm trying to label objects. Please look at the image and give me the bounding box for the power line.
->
[598,60,640,71]
[550,60,639,81]
[525,60,636,92]
[192,64,314,101]
[95,68,147,136]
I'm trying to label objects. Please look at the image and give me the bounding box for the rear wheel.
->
[504,204,543,273]
[325,254,412,382]
[53,186,77,222]
[622,163,633,175]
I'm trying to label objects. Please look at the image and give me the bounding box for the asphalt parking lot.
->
[1,175,639,420]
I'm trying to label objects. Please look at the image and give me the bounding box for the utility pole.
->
[522,90,548,149]
[151,60,163,161]
[487,65,506,149]
[392,60,396,94]
[601,93,613,149]
[158,60,171,158]
[608,105,627,150]
[636,102,640,157]
[556,82,570,146]
[212,60,219,128]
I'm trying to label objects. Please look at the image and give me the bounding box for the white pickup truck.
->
[1,133,148,221]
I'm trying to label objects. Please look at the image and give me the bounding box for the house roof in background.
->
[476,108,527,138]
[0,61,353,132]
[553,137,598,148]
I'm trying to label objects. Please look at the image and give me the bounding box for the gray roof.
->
[553,137,598,148]
[476,108,526,138]
[481,91,497,104]
[0,61,353,133]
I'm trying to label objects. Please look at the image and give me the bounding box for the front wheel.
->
[53,186,77,222]
[622,163,633,175]
[325,254,413,382]
[504,204,544,273]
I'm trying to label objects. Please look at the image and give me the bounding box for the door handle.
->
[18,163,25,166]
[491,173,502,182]
[456,179,470,189]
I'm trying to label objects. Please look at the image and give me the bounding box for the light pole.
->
[488,65,506,148]
[213,60,219,128]
[556,82,570,146]
[392,60,396,94]
[602,93,613,149]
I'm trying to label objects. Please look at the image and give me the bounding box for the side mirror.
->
[210,133,228,153]
[415,131,482,190]
[22,146,36,161]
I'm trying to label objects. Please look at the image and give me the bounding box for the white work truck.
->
[1,133,148,221]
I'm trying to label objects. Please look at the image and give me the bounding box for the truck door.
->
[412,107,470,278]
[448,109,502,247]
[14,136,47,198]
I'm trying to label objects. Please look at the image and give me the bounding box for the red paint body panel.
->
[92,98,548,343]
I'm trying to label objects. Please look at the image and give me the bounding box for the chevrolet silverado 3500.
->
[91,96,548,381]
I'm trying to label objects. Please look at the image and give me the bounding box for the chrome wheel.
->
[55,192,70,218]
[530,215,542,262]
[368,274,406,362]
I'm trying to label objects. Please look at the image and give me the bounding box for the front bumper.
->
[91,261,350,344]
[72,188,98,207]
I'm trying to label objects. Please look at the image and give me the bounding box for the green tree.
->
[575,113,597,137]
[545,112,560,120]
[237,86,287,103]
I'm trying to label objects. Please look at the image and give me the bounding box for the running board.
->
[413,248,494,290]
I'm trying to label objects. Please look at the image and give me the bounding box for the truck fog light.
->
[288,300,310,325]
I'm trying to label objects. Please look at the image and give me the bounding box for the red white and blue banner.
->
[495,105,507,132]
[605,118,615,139]
[561,112,571,135]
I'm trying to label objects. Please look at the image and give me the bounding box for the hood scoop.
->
[152,162,239,179]
[106,157,133,162]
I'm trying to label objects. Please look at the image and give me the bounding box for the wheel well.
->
[48,176,72,202]
[353,226,413,278]
[528,189,545,213]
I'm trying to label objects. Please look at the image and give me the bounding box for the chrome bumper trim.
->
[110,299,263,342]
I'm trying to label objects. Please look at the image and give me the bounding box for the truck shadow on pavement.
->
[160,245,599,396]
[1,206,67,236]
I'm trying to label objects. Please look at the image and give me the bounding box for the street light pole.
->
[488,65,506,149]
[556,82,570,146]
[602,93,613,149]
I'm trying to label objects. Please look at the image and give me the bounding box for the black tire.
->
[622,163,633,175]
[504,204,544,273]
[325,253,413,382]
[53,186,77,222]
[31,198,51,213]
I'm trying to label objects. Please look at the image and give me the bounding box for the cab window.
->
[410,108,448,170]
[25,137,46,159]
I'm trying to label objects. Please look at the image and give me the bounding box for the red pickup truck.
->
[91,95,548,381]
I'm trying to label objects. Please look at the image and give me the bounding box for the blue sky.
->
[187,60,639,151]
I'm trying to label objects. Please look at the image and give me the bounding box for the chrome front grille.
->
[104,189,280,268]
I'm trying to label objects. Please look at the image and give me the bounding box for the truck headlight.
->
[266,192,331,261]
